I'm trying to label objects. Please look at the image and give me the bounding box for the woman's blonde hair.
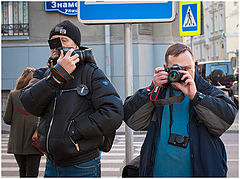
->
[14,67,35,90]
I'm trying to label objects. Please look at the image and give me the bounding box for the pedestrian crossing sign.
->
[179,1,201,36]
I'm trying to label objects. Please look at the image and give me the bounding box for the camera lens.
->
[169,71,181,82]
[176,135,185,144]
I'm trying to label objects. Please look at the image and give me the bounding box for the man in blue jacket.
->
[123,43,237,177]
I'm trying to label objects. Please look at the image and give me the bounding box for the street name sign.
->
[179,1,201,36]
[78,1,176,24]
[45,1,78,16]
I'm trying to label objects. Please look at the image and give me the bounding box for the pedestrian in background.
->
[3,67,42,177]
[123,43,237,177]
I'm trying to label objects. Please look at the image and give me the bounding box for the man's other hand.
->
[153,67,169,87]
[57,48,80,74]
[172,70,197,100]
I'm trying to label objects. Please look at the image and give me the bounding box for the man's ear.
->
[74,45,79,49]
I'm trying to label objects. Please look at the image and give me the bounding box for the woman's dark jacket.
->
[123,72,237,177]
[20,64,123,167]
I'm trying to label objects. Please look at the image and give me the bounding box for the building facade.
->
[185,1,239,67]
[1,2,182,126]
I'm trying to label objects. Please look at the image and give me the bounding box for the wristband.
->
[192,91,205,105]
[50,67,66,83]
[46,74,61,88]
[54,64,74,81]
[50,64,74,83]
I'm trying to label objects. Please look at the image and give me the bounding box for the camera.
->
[165,64,186,83]
[48,37,95,65]
[61,46,94,65]
[168,133,189,148]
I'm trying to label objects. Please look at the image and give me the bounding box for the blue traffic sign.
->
[78,1,176,24]
[179,1,201,36]
[182,4,198,32]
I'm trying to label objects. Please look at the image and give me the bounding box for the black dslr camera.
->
[61,46,93,64]
[165,64,186,83]
[48,37,95,65]
[168,133,189,148]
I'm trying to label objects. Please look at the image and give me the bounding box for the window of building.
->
[1,2,29,36]
[210,16,214,33]
[204,2,209,9]
[205,21,210,38]
[216,41,219,58]
[211,42,215,59]
[215,14,218,32]
[220,12,224,31]
[205,47,209,61]
[195,46,199,60]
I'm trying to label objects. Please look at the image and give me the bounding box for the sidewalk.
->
[226,111,239,133]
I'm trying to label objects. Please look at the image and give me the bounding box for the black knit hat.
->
[49,20,81,47]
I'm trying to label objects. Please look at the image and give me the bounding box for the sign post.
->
[78,1,176,165]
[124,23,134,165]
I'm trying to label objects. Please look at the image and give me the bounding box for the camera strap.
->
[152,85,185,106]
[169,86,174,135]
[168,85,190,137]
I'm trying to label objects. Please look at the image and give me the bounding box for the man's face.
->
[50,35,78,59]
[166,50,195,79]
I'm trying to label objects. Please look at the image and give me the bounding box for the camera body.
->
[48,37,95,65]
[168,133,189,148]
[165,64,186,83]
[61,47,94,65]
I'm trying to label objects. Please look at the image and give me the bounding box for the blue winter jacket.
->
[123,72,237,177]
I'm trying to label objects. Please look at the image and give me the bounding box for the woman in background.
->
[3,67,43,177]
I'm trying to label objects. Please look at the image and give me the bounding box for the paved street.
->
[220,132,239,178]
[1,133,143,177]
[1,130,238,177]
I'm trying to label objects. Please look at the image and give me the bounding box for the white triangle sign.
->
[183,6,197,27]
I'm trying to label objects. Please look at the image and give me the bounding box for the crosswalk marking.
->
[1,167,121,172]
[2,132,238,177]
[1,159,124,163]
[1,134,144,177]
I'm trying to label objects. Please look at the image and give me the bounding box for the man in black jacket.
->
[123,43,237,177]
[20,20,123,177]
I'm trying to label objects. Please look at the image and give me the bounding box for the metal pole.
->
[124,23,134,165]
[190,36,193,51]
[105,25,111,81]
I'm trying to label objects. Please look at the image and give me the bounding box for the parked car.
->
[197,60,235,88]
[234,67,239,81]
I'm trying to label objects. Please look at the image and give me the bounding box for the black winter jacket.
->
[20,64,123,167]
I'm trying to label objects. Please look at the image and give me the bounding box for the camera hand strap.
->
[152,85,185,106]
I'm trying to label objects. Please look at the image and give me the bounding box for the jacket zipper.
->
[46,88,77,153]
[46,96,57,153]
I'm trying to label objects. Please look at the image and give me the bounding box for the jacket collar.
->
[194,71,211,92]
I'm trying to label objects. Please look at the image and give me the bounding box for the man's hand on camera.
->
[153,67,169,87]
[57,48,80,74]
[172,70,197,100]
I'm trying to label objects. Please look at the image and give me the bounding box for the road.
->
[1,131,238,177]
[1,133,142,177]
